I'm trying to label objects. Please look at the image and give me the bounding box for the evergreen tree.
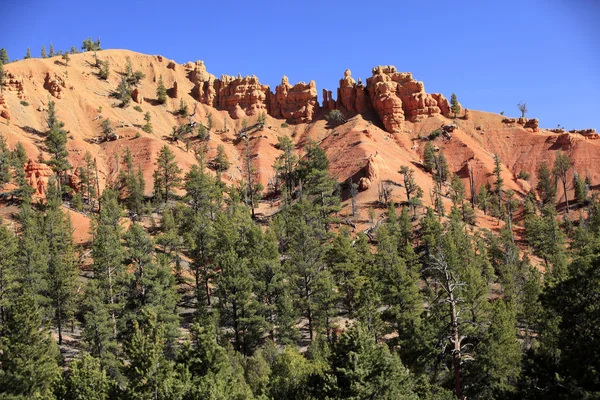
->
[88,190,125,344]
[213,144,230,177]
[98,59,110,80]
[157,74,167,104]
[62,52,70,67]
[0,47,9,64]
[122,310,189,400]
[142,111,153,133]
[152,145,182,205]
[573,171,587,207]
[0,293,61,398]
[0,60,5,94]
[121,223,180,345]
[274,134,298,200]
[0,224,18,327]
[324,323,417,399]
[450,93,461,118]
[493,153,504,214]
[41,44,47,58]
[0,134,11,189]
[400,165,423,218]
[477,184,490,215]
[24,47,31,59]
[423,142,436,173]
[63,353,111,400]
[45,100,72,189]
[536,161,556,206]
[179,321,253,399]
[78,151,98,212]
[118,147,145,215]
[242,135,263,218]
[82,37,101,65]
[49,43,55,57]
[43,181,77,345]
[553,151,571,213]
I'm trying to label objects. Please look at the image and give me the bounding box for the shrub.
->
[281,122,289,128]
[429,128,443,140]
[98,59,110,80]
[20,100,29,107]
[133,105,143,112]
[325,109,346,125]
[518,170,530,181]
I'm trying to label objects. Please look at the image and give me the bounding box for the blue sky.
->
[1,0,599,129]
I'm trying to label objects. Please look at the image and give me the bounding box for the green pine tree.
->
[152,145,182,206]
[157,75,167,104]
[63,353,111,400]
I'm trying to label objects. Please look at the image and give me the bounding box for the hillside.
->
[1,48,598,233]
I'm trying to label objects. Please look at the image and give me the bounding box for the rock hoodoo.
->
[44,72,65,99]
[365,66,450,132]
[25,159,54,196]
[337,69,370,115]
[270,76,318,124]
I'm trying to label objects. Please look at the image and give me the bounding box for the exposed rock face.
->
[2,72,26,99]
[464,108,470,120]
[524,118,539,131]
[44,72,65,99]
[358,153,384,191]
[171,80,179,98]
[0,95,9,120]
[270,76,318,123]
[25,159,54,196]
[322,89,335,113]
[337,69,369,115]
[431,93,451,117]
[365,66,448,132]
[131,88,143,104]
[569,128,597,136]
[216,74,270,118]
[167,61,176,70]
[187,60,213,84]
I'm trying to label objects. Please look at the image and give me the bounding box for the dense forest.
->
[0,102,599,400]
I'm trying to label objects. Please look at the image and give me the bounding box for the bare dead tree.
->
[517,101,528,118]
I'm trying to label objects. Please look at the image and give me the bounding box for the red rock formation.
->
[131,88,143,104]
[2,72,26,99]
[365,66,448,131]
[167,61,176,70]
[171,80,179,98]
[358,153,384,191]
[569,128,597,136]
[322,89,336,113]
[431,93,451,117]
[25,159,54,196]
[270,76,318,123]
[337,70,370,115]
[0,95,8,120]
[187,60,212,84]
[464,108,471,120]
[216,74,270,118]
[524,118,539,131]
[44,72,65,99]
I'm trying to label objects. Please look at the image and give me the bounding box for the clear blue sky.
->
[1,0,599,130]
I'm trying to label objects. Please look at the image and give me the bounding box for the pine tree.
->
[78,151,97,212]
[82,37,101,66]
[24,47,31,59]
[213,144,230,177]
[123,309,189,400]
[49,43,55,57]
[98,59,110,80]
[63,353,111,400]
[41,44,47,58]
[553,151,571,213]
[325,323,417,399]
[121,223,180,346]
[179,321,253,399]
[536,161,556,206]
[116,76,131,107]
[573,171,587,207]
[242,135,263,218]
[157,74,167,104]
[0,47,9,64]
[0,134,11,189]
[142,111,153,133]
[89,190,125,341]
[493,153,504,215]
[62,52,70,67]
[0,293,61,398]
[118,147,145,215]
[400,165,423,218]
[43,181,77,345]
[274,135,298,200]
[45,100,71,189]
[0,60,5,94]
[450,93,461,118]
[0,224,18,327]
[423,142,436,173]
[152,145,182,205]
